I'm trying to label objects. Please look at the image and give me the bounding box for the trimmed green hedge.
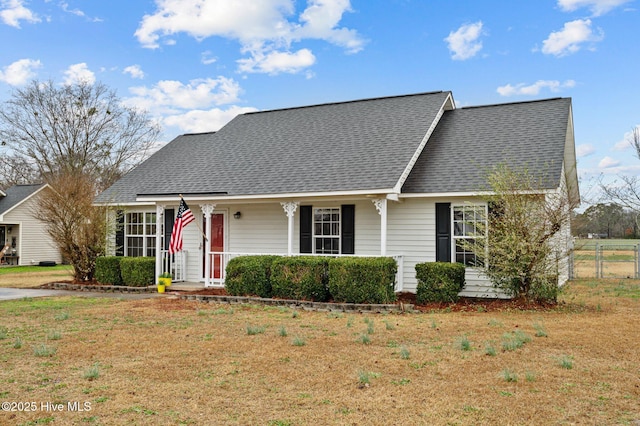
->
[94,256,123,286]
[120,257,155,287]
[328,257,397,304]
[271,256,330,302]
[225,255,280,298]
[415,262,466,303]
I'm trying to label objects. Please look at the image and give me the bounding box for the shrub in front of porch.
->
[328,257,397,304]
[95,256,123,286]
[271,256,330,302]
[415,262,466,304]
[120,257,155,287]
[225,255,280,298]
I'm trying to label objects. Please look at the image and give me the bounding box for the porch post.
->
[281,202,299,256]
[155,205,165,284]
[200,204,216,286]
[372,199,387,256]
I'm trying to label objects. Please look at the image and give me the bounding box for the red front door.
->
[203,213,225,280]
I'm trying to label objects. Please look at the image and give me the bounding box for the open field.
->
[0,279,638,425]
[0,265,73,288]
[572,240,639,279]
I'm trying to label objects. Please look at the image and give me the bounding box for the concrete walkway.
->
[0,287,162,301]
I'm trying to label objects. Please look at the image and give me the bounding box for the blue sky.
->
[1,0,638,206]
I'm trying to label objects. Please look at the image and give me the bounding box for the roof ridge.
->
[459,97,566,110]
[182,131,216,136]
[245,91,448,115]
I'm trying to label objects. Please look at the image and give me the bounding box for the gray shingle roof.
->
[96,92,452,203]
[402,97,573,193]
[0,184,45,216]
[96,93,575,204]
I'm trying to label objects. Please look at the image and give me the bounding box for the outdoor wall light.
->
[233,212,242,219]
[7,226,11,234]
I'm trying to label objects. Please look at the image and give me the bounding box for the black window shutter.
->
[164,209,175,250]
[300,205,312,253]
[435,203,451,262]
[341,204,355,254]
[115,210,124,256]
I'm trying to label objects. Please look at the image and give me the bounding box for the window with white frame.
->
[314,208,340,254]
[452,204,487,267]
[125,212,156,257]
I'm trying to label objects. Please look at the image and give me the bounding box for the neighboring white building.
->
[0,184,62,266]
[95,92,580,297]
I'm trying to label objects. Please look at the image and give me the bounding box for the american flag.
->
[169,198,195,254]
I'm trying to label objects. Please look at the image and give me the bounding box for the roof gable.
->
[0,184,47,218]
[96,92,452,203]
[402,98,575,194]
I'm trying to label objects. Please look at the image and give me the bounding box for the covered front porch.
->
[150,197,404,291]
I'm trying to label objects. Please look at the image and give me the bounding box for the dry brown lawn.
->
[0,267,73,288]
[0,279,638,425]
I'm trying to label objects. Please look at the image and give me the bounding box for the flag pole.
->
[179,194,208,241]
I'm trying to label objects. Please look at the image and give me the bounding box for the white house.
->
[95,91,579,297]
[0,184,62,266]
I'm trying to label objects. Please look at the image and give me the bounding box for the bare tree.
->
[36,172,108,281]
[0,154,40,189]
[0,80,160,191]
[600,127,640,213]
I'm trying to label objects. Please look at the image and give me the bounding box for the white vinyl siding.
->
[2,194,61,265]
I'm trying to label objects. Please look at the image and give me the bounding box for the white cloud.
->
[576,144,596,157]
[541,19,604,57]
[0,0,41,27]
[612,125,640,151]
[497,79,576,96]
[557,0,632,16]
[201,51,217,65]
[293,0,364,54]
[164,105,258,133]
[134,0,364,75]
[123,65,145,79]
[0,58,41,85]
[598,156,620,168]
[59,1,102,22]
[63,63,95,85]
[237,48,315,74]
[444,21,484,61]
[125,77,242,114]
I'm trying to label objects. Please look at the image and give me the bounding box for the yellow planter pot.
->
[157,284,166,294]
[158,277,172,287]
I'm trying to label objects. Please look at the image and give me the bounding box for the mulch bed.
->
[44,280,557,312]
[188,288,556,312]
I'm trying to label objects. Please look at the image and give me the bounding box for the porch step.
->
[167,282,205,291]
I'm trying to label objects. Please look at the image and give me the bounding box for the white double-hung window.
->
[452,204,487,267]
[313,208,340,254]
[125,212,157,257]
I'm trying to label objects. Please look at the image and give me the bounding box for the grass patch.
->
[33,343,56,357]
[246,325,266,335]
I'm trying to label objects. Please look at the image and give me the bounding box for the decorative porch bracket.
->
[200,204,216,286]
[155,205,165,283]
[281,202,299,256]
[372,199,388,256]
